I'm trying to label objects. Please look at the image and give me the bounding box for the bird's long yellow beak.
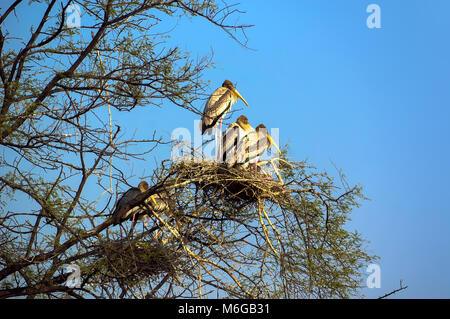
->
[236,118,253,132]
[267,134,282,155]
[240,122,253,132]
[232,88,249,106]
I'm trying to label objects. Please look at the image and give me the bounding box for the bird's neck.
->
[240,123,253,132]
[229,90,238,104]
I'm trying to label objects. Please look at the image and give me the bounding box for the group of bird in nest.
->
[111,80,286,236]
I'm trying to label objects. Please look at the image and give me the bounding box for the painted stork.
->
[147,191,175,216]
[201,80,248,161]
[111,182,174,233]
[245,123,282,173]
[221,115,254,167]
[111,181,149,226]
[145,190,176,239]
[248,124,281,163]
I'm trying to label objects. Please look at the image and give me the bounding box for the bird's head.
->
[256,124,281,155]
[222,80,234,89]
[256,123,267,132]
[138,181,149,192]
[236,115,252,131]
[222,80,249,107]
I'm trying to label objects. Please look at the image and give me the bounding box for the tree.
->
[0,0,376,299]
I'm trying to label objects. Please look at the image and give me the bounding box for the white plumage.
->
[245,124,271,166]
[221,115,254,167]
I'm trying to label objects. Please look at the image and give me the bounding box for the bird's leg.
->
[129,213,137,237]
[218,119,223,163]
[144,216,153,228]
[141,214,152,232]
[214,126,218,163]
[257,161,273,181]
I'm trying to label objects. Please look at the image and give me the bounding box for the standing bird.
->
[247,124,281,164]
[201,80,249,161]
[246,124,282,176]
[233,119,259,169]
[222,115,254,167]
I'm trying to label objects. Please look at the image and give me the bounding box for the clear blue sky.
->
[5,0,450,298]
[150,0,450,298]
[142,0,450,298]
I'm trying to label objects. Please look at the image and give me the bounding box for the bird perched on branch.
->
[244,123,282,178]
[201,80,248,161]
[147,191,176,217]
[246,124,281,166]
[111,181,149,227]
[201,80,249,134]
[111,181,176,235]
[222,115,254,167]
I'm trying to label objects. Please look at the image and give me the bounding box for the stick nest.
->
[170,161,288,204]
[92,239,182,281]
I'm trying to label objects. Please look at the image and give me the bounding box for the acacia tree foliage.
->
[0,0,376,298]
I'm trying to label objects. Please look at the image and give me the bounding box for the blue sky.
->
[147,0,450,298]
[4,0,450,298]
[143,0,450,298]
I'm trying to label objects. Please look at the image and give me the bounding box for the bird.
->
[247,124,275,164]
[241,124,282,172]
[221,115,254,167]
[201,80,248,161]
[147,191,175,216]
[201,80,249,134]
[111,182,176,235]
[111,181,149,227]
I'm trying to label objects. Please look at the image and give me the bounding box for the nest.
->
[171,161,286,203]
[92,239,181,281]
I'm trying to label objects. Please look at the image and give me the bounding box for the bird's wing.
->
[235,128,253,166]
[201,87,233,132]
[222,124,240,164]
[245,130,261,165]
[111,187,141,224]
[246,130,271,164]
[257,133,270,156]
